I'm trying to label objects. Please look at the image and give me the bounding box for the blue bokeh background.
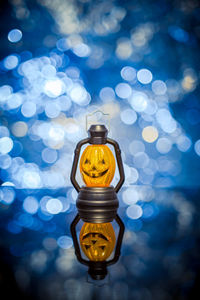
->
[0,0,200,299]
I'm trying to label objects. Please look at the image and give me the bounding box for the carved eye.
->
[101,159,106,164]
[85,159,90,164]
[85,245,91,250]
[99,246,106,250]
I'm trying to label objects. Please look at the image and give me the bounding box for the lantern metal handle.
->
[86,110,110,132]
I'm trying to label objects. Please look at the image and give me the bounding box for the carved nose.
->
[92,166,96,171]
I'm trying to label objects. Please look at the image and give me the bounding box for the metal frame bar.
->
[70,214,89,266]
[107,138,125,193]
[70,138,90,193]
[106,214,125,266]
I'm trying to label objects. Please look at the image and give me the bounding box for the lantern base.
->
[77,186,119,223]
[88,261,107,280]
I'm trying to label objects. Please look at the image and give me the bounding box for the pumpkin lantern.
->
[70,123,125,280]
[80,222,116,261]
[80,145,116,187]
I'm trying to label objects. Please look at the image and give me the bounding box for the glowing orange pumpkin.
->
[80,145,115,187]
[79,222,116,261]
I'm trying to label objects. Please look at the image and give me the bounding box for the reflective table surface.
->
[0,187,199,300]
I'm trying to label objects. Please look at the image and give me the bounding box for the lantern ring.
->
[76,186,119,223]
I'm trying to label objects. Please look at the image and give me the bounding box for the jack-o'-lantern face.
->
[80,145,115,187]
[79,222,116,261]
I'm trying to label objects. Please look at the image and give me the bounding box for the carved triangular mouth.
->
[83,169,108,178]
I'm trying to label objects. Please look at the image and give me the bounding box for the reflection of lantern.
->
[70,124,125,280]
[80,222,116,261]
[80,145,115,187]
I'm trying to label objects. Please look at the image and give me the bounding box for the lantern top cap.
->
[88,124,108,144]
